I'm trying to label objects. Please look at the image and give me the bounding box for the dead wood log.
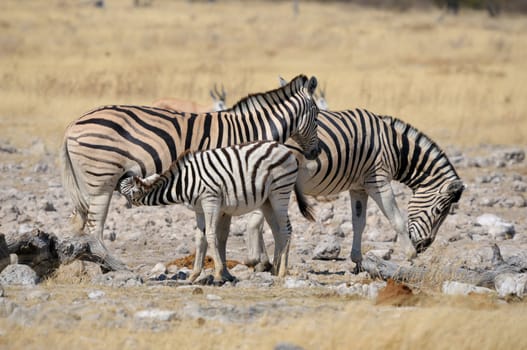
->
[3,229,128,277]
[361,244,525,289]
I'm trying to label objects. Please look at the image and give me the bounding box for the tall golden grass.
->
[1,0,526,151]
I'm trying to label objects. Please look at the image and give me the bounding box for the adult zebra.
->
[61,75,321,271]
[119,141,315,283]
[246,107,465,272]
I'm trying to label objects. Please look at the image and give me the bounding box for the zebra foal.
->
[119,141,314,283]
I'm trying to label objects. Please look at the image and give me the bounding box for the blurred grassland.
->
[1,0,526,151]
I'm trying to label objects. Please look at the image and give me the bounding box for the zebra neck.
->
[229,96,291,144]
[140,167,184,205]
[388,117,459,191]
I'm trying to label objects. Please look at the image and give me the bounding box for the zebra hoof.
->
[352,263,364,275]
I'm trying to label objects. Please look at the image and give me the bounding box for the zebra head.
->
[118,174,161,206]
[282,75,321,160]
[407,179,465,253]
[209,84,227,112]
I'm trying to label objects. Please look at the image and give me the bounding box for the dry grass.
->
[2,1,527,349]
[1,0,526,151]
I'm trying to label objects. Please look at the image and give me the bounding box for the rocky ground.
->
[0,139,526,343]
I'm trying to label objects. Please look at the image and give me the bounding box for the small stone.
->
[476,214,515,240]
[43,202,56,212]
[150,262,167,276]
[494,273,527,298]
[88,290,105,299]
[513,181,527,193]
[274,342,305,350]
[92,271,143,287]
[442,281,493,296]
[206,294,222,301]
[479,197,498,207]
[0,264,39,286]
[319,206,334,222]
[313,236,341,260]
[283,277,316,289]
[192,287,203,295]
[134,309,177,322]
[368,249,393,260]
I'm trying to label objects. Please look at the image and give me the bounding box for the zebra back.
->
[61,74,320,235]
[284,108,463,252]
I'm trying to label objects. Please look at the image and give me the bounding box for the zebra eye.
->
[433,207,442,216]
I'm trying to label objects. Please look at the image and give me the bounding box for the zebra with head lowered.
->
[247,104,464,273]
[61,75,320,271]
[119,140,315,283]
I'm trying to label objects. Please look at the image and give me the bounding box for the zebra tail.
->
[60,139,89,228]
[294,183,315,222]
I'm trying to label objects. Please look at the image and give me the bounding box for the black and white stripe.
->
[247,108,464,271]
[60,75,320,270]
[119,141,314,283]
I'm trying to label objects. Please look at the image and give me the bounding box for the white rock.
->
[283,277,316,289]
[206,294,222,301]
[332,281,386,299]
[441,281,493,296]
[134,309,177,321]
[88,290,106,299]
[0,264,39,286]
[494,273,527,298]
[476,214,515,240]
[150,262,167,276]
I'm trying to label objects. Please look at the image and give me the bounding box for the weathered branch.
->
[2,230,128,277]
[361,244,524,288]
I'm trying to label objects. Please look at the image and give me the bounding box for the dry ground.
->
[1,1,527,349]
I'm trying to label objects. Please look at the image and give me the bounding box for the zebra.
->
[152,84,227,113]
[60,74,320,271]
[246,107,464,273]
[119,141,315,283]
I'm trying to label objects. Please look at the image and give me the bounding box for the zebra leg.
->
[245,210,272,272]
[189,212,208,283]
[192,201,235,284]
[367,184,417,261]
[349,190,369,274]
[260,200,291,278]
[86,191,128,271]
[216,214,233,272]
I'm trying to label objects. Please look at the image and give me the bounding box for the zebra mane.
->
[229,75,309,111]
[382,115,446,157]
[381,115,460,184]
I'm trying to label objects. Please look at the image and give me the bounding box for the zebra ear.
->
[442,180,465,202]
[132,176,144,189]
[307,76,318,95]
[278,76,288,87]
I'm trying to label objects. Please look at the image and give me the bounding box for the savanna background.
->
[1,0,527,349]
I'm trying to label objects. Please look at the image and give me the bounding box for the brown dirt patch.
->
[376,279,416,306]
[167,253,241,270]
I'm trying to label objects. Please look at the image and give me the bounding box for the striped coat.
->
[119,141,314,282]
[61,75,320,271]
